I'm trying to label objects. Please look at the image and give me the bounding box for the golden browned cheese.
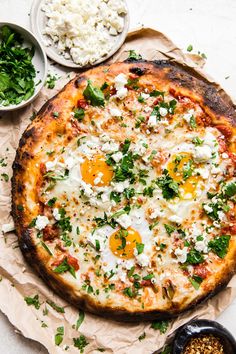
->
[12,61,236,321]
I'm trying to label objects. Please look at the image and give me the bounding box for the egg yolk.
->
[109,227,142,259]
[80,154,113,186]
[167,152,201,199]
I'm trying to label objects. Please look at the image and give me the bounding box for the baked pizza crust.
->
[12,60,236,321]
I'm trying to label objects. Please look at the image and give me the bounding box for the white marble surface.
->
[0,0,236,352]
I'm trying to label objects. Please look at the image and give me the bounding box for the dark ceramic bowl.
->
[172,319,236,354]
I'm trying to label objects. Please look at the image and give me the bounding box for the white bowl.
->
[30,0,129,69]
[0,22,47,111]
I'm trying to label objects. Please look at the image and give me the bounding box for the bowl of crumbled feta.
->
[30,0,129,68]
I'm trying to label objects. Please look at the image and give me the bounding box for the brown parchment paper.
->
[0,28,236,354]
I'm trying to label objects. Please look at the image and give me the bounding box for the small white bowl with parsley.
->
[0,22,47,110]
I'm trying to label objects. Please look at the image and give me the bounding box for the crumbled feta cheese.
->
[45,160,57,171]
[94,172,103,185]
[115,213,131,228]
[183,109,195,123]
[114,73,127,88]
[222,153,229,159]
[150,209,164,219]
[110,108,122,117]
[174,247,188,263]
[195,240,208,253]
[140,92,150,100]
[53,208,61,221]
[203,204,213,213]
[204,131,217,148]
[87,228,107,251]
[114,73,128,99]
[195,167,209,179]
[42,0,127,66]
[112,180,129,193]
[132,140,148,156]
[65,156,74,169]
[169,215,183,224]
[112,151,123,162]
[100,134,110,142]
[101,192,109,203]
[217,211,225,221]
[35,215,49,230]
[144,106,152,113]
[194,145,212,162]
[148,115,157,127]
[159,107,168,117]
[135,253,150,267]
[101,141,119,153]
[211,166,221,174]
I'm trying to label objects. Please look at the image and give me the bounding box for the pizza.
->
[12,60,236,321]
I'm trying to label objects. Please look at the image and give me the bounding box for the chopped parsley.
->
[186,249,204,264]
[189,115,197,129]
[83,80,105,106]
[47,197,57,207]
[100,81,109,91]
[138,95,145,103]
[138,332,146,341]
[156,170,179,200]
[223,182,236,198]
[151,320,169,334]
[76,310,85,330]
[150,90,165,98]
[164,224,175,236]
[1,173,9,182]
[189,275,203,290]
[136,242,144,255]
[208,235,231,258]
[46,73,58,89]
[192,136,204,146]
[0,25,36,106]
[24,294,41,309]
[53,257,76,278]
[55,326,64,346]
[128,50,142,60]
[187,44,193,52]
[135,115,145,128]
[73,335,89,353]
[46,300,65,313]
[110,191,121,203]
[183,160,193,180]
[53,111,59,118]
[74,107,85,121]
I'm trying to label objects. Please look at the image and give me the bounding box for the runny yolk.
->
[80,154,113,186]
[109,227,142,259]
[167,152,202,199]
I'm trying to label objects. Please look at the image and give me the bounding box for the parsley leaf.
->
[76,310,85,330]
[208,235,231,258]
[223,182,236,198]
[24,294,40,309]
[151,320,169,334]
[136,242,144,255]
[0,25,36,107]
[73,335,89,353]
[164,224,175,236]
[189,275,203,290]
[53,257,76,278]
[83,80,105,106]
[128,50,142,60]
[46,300,65,313]
[55,326,64,346]
[186,249,204,264]
[156,170,179,200]
[74,107,85,121]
